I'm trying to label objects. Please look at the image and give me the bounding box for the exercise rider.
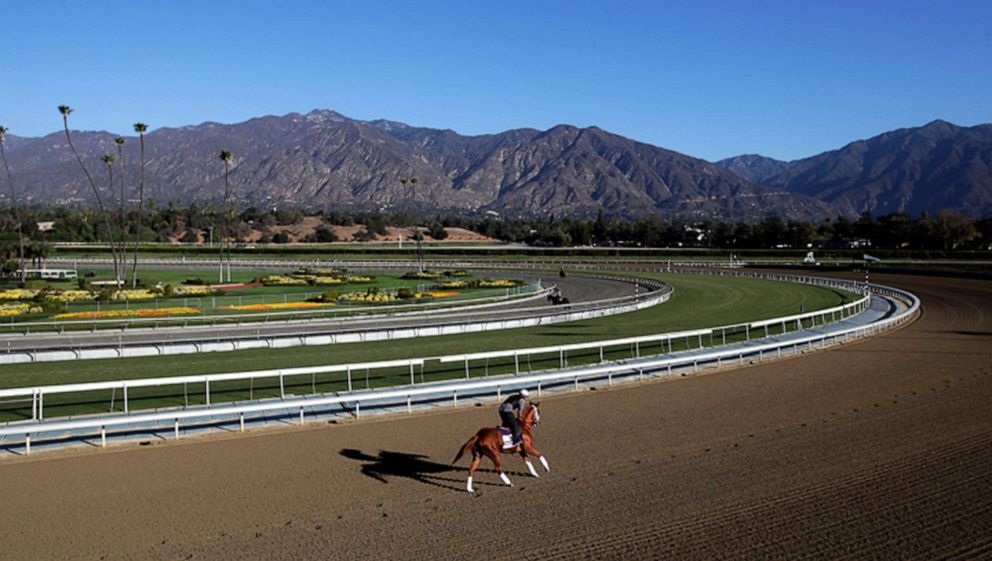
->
[499,389,530,445]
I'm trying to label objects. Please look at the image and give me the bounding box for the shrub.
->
[397,287,415,299]
[345,275,376,284]
[183,277,208,285]
[171,285,213,296]
[401,271,439,280]
[319,289,340,302]
[259,275,308,286]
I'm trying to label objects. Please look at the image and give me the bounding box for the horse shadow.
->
[339,448,526,492]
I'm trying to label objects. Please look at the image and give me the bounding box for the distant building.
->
[36,221,55,232]
[23,268,78,280]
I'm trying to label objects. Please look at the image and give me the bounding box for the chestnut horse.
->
[452,402,551,493]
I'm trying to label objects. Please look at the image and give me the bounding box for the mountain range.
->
[2,111,990,221]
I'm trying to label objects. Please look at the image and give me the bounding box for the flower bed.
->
[437,280,468,289]
[345,275,376,284]
[0,289,39,300]
[401,271,440,280]
[338,291,396,303]
[44,290,96,303]
[0,303,42,317]
[312,277,346,285]
[108,289,158,301]
[478,279,524,288]
[171,285,213,296]
[52,307,202,320]
[258,275,309,286]
[222,302,335,312]
[292,267,345,277]
[423,291,460,298]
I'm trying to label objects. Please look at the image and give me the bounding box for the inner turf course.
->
[0,273,853,421]
[0,272,852,384]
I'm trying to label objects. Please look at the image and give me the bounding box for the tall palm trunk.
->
[218,150,233,283]
[102,154,120,284]
[115,137,128,285]
[130,123,147,288]
[60,106,121,287]
[0,127,26,284]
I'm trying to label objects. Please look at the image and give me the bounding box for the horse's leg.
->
[523,441,551,473]
[484,446,512,487]
[520,440,551,477]
[520,443,539,478]
[466,453,481,493]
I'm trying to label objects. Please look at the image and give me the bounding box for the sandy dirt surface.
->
[1,273,990,560]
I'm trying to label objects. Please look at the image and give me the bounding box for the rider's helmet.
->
[519,389,530,398]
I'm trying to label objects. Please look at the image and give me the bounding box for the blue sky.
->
[1,0,989,161]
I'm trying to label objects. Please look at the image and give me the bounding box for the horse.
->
[452,401,551,493]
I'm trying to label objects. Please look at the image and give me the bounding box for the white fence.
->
[0,275,891,454]
[0,283,914,455]
[0,279,672,364]
[0,288,866,424]
[0,281,545,333]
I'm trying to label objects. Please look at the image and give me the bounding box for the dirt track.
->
[1,273,990,560]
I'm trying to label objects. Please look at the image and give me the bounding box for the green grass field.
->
[0,273,857,421]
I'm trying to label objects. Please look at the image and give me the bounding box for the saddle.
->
[498,427,518,450]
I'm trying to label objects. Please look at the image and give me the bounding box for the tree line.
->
[2,204,990,253]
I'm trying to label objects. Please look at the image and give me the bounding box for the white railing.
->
[0,275,884,453]
[0,279,672,364]
[0,281,915,455]
[0,358,424,420]
[0,285,865,423]
[0,281,545,332]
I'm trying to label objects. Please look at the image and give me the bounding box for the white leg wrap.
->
[466,476,474,493]
[526,460,540,478]
[539,456,551,472]
[499,472,512,486]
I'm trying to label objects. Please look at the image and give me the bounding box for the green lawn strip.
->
[0,273,856,421]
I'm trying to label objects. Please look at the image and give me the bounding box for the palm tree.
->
[130,123,148,287]
[60,105,121,286]
[114,136,128,285]
[101,153,121,282]
[219,149,233,282]
[0,126,25,283]
[400,176,424,272]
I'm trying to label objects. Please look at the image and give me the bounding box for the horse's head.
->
[523,402,541,426]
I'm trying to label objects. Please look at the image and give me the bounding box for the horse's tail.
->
[452,434,479,464]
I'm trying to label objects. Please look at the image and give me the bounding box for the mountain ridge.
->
[763,119,992,218]
[2,110,989,219]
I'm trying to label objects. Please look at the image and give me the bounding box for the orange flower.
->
[53,307,202,320]
[222,302,335,311]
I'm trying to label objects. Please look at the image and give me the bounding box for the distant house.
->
[36,221,55,232]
